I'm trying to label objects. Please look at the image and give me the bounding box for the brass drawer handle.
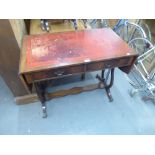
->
[54,71,65,76]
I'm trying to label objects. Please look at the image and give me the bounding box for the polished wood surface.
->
[20,28,137,74]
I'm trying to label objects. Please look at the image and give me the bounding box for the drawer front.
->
[86,57,132,71]
[25,57,132,83]
[25,65,84,83]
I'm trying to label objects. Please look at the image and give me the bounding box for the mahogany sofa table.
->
[19,28,138,118]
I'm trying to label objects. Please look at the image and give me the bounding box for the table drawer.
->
[24,56,132,84]
[87,57,132,71]
[25,65,84,83]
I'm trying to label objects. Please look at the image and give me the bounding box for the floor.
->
[0,69,155,135]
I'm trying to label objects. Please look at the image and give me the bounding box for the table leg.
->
[81,73,85,80]
[101,70,105,79]
[34,82,47,118]
[96,68,114,102]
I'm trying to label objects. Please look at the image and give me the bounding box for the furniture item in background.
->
[126,38,155,102]
[0,19,29,97]
[40,19,88,32]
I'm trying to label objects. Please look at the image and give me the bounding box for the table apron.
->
[24,56,134,84]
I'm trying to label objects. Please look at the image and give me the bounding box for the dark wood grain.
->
[24,56,135,84]
[15,83,99,104]
[0,19,28,96]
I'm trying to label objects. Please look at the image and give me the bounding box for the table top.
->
[20,28,137,74]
